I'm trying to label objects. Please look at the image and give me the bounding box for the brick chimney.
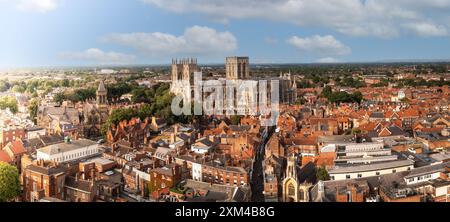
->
[90,168,96,186]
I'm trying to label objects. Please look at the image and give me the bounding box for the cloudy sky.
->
[1,0,450,67]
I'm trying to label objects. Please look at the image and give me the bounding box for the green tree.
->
[316,166,330,181]
[0,163,21,202]
[0,80,10,92]
[327,91,363,104]
[0,96,18,113]
[11,85,26,93]
[28,99,39,124]
[53,93,66,105]
[321,85,332,98]
[70,88,96,102]
[61,79,70,87]
[231,115,242,125]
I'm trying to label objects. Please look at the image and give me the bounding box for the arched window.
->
[288,183,295,196]
[299,189,305,200]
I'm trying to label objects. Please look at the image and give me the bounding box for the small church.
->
[282,154,317,202]
[79,80,109,139]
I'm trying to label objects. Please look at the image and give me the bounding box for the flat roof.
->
[38,139,97,155]
[404,162,450,179]
[83,157,115,166]
[329,159,415,174]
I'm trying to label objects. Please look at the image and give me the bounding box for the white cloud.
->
[101,26,237,56]
[142,0,450,38]
[403,22,448,37]
[287,35,351,56]
[316,57,340,63]
[15,0,59,13]
[59,48,136,64]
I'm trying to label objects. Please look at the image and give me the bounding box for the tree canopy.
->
[28,99,40,124]
[0,96,18,113]
[0,163,21,202]
[101,83,190,135]
[54,88,96,104]
[326,91,363,104]
[316,166,330,181]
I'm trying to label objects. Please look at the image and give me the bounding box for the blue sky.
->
[1,0,450,68]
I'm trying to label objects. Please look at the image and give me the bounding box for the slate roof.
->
[296,162,317,184]
[370,112,385,119]
[26,164,65,175]
[404,162,450,179]
[38,139,97,155]
[65,177,93,193]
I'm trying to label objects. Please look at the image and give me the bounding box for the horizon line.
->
[2,59,450,71]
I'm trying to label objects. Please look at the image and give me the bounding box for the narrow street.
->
[251,126,276,202]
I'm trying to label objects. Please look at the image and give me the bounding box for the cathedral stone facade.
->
[226,56,250,80]
[170,58,199,97]
[170,57,298,112]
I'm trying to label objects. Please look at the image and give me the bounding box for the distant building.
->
[0,127,26,148]
[170,58,199,96]
[170,57,298,108]
[36,105,80,134]
[26,126,46,139]
[226,56,250,80]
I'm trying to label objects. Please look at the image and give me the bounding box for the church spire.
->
[97,79,107,93]
[96,79,107,105]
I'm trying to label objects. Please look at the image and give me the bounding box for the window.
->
[346,175,351,179]
[376,172,380,176]
[299,189,305,200]
[288,184,295,196]
[357,174,362,178]
[392,169,397,173]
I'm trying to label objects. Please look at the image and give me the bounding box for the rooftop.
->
[38,139,97,155]
[404,162,450,179]
[329,159,414,174]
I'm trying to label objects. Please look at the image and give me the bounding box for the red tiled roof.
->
[400,109,420,118]
[0,151,12,163]
[7,141,26,155]
[419,127,444,133]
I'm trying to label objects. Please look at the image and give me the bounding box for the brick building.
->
[0,128,26,148]
[22,160,66,202]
